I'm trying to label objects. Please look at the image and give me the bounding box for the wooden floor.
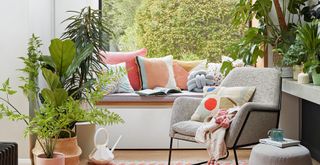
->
[113,149,249,163]
[81,149,320,164]
[112,149,320,165]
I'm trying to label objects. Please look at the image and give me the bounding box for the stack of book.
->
[259,138,300,148]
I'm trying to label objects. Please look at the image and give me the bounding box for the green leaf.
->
[220,61,234,76]
[0,79,17,95]
[40,55,55,68]
[49,39,76,76]
[65,44,94,78]
[287,0,307,14]
[40,88,68,107]
[53,88,68,106]
[41,88,56,106]
[41,68,62,90]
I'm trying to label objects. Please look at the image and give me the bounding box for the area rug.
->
[113,160,248,165]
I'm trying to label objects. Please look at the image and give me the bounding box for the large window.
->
[101,0,245,62]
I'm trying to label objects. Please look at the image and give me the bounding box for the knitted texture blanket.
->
[195,107,240,163]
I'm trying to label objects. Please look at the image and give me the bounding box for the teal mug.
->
[268,128,284,141]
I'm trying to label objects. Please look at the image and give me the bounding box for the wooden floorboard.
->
[82,149,320,164]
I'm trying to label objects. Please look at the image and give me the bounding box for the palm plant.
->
[297,20,320,73]
[62,6,114,100]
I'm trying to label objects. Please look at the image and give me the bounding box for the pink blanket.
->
[195,107,240,162]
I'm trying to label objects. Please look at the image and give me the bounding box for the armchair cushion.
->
[191,86,256,121]
[172,121,203,136]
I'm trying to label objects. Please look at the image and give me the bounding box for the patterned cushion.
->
[190,95,236,121]
[173,60,207,90]
[136,55,176,89]
[100,48,147,90]
[105,63,134,93]
[204,86,256,105]
[191,86,256,122]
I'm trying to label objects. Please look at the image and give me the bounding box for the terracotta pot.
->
[33,137,82,165]
[36,152,65,165]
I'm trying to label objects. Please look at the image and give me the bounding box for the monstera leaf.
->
[49,39,76,77]
[288,0,307,14]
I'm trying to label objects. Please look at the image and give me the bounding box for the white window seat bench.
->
[96,91,205,149]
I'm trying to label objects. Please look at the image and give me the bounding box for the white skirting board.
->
[18,159,31,165]
[96,106,205,149]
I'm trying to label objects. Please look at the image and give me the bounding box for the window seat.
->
[97,91,203,106]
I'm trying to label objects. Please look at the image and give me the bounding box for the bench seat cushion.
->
[99,91,203,104]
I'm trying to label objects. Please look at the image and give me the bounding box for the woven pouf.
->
[249,144,312,165]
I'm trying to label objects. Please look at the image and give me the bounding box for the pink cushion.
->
[100,48,147,90]
[173,62,189,90]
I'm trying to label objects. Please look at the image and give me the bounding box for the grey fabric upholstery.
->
[169,67,281,149]
[169,97,202,137]
[172,121,203,136]
[249,144,312,165]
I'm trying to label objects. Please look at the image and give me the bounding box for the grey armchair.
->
[168,67,281,165]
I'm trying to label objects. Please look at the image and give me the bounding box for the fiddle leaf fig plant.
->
[0,35,124,158]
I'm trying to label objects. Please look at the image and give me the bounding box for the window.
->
[101,0,245,62]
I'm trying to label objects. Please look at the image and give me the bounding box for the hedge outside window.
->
[102,0,245,62]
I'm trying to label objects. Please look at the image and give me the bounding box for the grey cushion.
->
[101,91,203,103]
[249,144,312,165]
[172,121,203,136]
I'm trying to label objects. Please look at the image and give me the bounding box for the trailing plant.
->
[62,6,114,100]
[0,37,124,158]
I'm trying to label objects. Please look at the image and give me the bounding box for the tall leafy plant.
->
[222,0,308,74]
[297,20,320,73]
[0,36,123,158]
[62,6,114,99]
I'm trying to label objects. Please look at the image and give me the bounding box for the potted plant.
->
[221,0,308,75]
[0,35,123,165]
[297,20,320,85]
[282,39,308,80]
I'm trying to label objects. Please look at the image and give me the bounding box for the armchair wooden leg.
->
[233,148,239,165]
[168,137,173,165]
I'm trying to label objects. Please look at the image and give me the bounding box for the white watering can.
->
[88,128,122,164]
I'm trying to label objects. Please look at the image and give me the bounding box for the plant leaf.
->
[49,39,76,76]
[65,44,94,78]
[41,68,62,90]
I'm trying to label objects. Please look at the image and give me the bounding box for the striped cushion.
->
[136,55,177,89]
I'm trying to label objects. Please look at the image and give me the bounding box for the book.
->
[259,138,300,148]
[136,87,181,96]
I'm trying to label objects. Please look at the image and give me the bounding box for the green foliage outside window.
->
[103,0,244,62]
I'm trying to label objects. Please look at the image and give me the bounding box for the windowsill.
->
[282,78,320,105]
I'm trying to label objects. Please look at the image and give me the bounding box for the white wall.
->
[0,0,98,159]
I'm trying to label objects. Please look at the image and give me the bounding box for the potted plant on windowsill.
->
[297,20,320,85]
[0,36,123,165]
[282,39,308,80]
